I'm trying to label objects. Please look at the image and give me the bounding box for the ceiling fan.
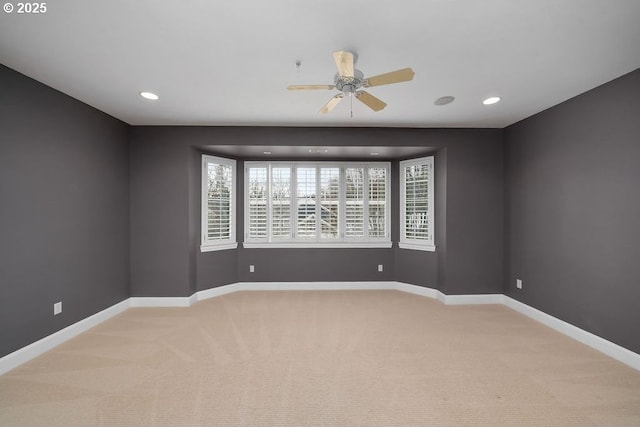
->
[287,51,415,114]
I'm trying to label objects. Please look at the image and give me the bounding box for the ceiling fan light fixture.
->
[140,91,159,100]
[483,96,501,105]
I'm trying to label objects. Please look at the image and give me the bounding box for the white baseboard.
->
[0,299,130,376]
[3,283,639,375]
[395,282,440,299]
[195,283,244,302]
[129,296,191,308]
[237,281,396,291]
[442,293,504,305]
[503,296,640,371]
[393,283,503,306]
[194,281,397,303]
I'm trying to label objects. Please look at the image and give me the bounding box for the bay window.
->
[244,162,391,248]
[400,156,435,251]
[201,155,237,251]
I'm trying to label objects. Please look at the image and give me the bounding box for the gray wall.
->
[0,65,130,358]
[442,134,504,294]
[129,129,194,296]
[504,68,640,353]
[129,127,504,297]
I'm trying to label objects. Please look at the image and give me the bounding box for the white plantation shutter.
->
[320,167,340,239]
[201,155,236,251]
[345,168,365,238]
[247,166,268,240]
[404,164,428,239]
[243,162,390,247]
[296,167,317,239]
[400,157,435,251]
[271,167,292,239]
[206,164,232,239]
[368,167,387,239]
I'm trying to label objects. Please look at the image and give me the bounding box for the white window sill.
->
[398,242,436,252]
[243,241,393,249]
[200,242,238,252]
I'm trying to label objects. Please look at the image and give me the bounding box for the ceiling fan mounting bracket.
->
[334,69,364,93]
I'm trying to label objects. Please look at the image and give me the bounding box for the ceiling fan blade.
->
[333,51,354,79]
[363,68,415,87]
[355,91,387,112]
[319,93,344,114]
[287,85,336,90]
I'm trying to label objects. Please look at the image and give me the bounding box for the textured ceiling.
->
[1,0,639,128]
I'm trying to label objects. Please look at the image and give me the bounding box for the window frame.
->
[201,154,237,252]
[244,161,391,249]
[399,156,435,252]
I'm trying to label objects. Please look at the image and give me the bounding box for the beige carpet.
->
[1,290,640,426]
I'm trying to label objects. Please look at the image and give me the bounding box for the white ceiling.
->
[1,0,639,128]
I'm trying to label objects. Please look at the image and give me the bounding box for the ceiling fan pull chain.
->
[350,94,353,119]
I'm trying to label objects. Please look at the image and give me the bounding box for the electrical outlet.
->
[249,265,255,273]
[378,264,383,272]
[516,279,523,290]
[54,301,62,315]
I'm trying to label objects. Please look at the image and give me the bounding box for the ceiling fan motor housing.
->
[335,69,364,94]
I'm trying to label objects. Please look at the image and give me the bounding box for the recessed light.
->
[370,152,380,156]
[483,96,501,105]
[140,91,159,100]
[308,148,329,153]
[434,96,455,106]
[263,151,272,155]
